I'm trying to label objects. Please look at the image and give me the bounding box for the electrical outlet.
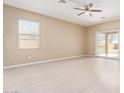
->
[70,52,73,55]
[28,56,31,60]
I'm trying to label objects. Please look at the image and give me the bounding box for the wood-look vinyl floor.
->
[4,57,119,93]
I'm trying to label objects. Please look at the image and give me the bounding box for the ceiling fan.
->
[59,0,66,3]
[74,3,102,17]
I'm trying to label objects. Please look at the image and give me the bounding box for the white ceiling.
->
[4,0,120,26]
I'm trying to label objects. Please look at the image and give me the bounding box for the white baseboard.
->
[4,55,84,70]
[4,55,119,70]
[83,55,95,57]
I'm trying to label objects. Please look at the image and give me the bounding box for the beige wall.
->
[3,5,87,66]
[85,20,120,55]
[4,5,120,66]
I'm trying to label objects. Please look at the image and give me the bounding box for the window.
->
[18,20,40,49]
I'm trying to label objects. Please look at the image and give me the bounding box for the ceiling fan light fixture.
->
[74,2,102,17]
[85,11,90,14]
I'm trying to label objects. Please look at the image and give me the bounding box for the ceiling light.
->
[85,11,90,14]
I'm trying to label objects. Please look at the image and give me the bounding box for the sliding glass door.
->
[96,31,119,58]
[107,33,119,57]
[97,32,106,57]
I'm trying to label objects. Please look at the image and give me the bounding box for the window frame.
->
[18,19,40,50]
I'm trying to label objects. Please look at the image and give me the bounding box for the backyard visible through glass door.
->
[97,32,106,57]
[96,31,119,58]
[108,33,119,57]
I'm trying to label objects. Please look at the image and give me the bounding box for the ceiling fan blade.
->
[77,12,85,16]
[89,13,93,17]
[74,8,85,11]
[91,10,102,12]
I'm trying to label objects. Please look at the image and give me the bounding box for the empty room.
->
[3,0,120,93]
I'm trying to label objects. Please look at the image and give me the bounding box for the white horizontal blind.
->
[18,20,40,49]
